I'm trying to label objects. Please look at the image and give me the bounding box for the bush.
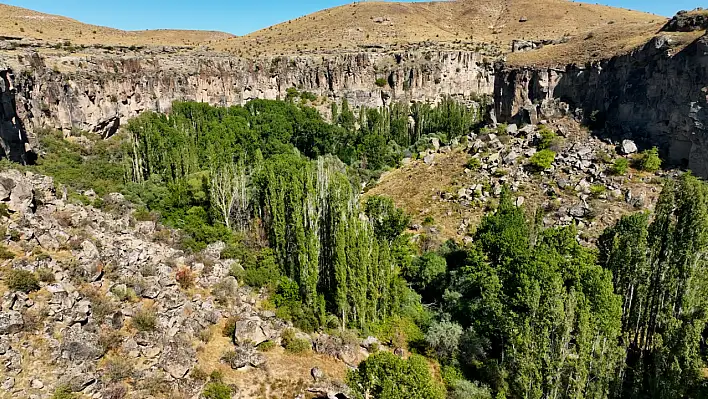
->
[610,158,629,175]
[590,184,606,198]
[449,380,493,399]
[37,268,56,283]
[528,149,556,171]
[281,328,311,353]
[202,382,232,399]
[0,244,15,259]
[176,267,195,289]
[375,78,388,87]
[257,340,276,352]
[465,157,482,170]
[425,320,463,361]
[223,316,239,338]
[537,125,561,150]
[347,352,445,399]
[132,307,157,331]
[638,147,661,172]
[5,269,40,292]
[52,386,76,399]
[102,355,134,382]
[190,367,208,381]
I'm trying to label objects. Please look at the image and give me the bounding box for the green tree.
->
[348,351,445,399]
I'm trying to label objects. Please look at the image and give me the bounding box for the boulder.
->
[0,311,23,334]
[233,318,268,346]
[160,340,196,379]
[0,170,34,213]
[60,324,103,361]
[621,139,638,154]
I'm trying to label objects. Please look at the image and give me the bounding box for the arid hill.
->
[212,0,666,64]
[0,3,234,47]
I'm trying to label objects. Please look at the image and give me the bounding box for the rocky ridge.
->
[0,169,361,399]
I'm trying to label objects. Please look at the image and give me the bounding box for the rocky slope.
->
[0,169,362,399]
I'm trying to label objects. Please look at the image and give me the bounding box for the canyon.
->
[1,27,706,174]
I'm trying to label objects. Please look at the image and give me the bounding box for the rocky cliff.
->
[0,48,493,155]
[1,30,708,175]
[495,31,708,175]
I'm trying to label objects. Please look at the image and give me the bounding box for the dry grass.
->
[212,0,662,63]
[366,126,663,243]
[0,3,233,47]
[196,319,348,399]
[0,1,672,65]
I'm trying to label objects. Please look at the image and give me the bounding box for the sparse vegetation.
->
[281,328,311,353]
[637,147,662,172]
[132,307,157,331]
[610,157,629,175]
[375,78,388,87]
[5,269,39,292]
[528,149,556,171]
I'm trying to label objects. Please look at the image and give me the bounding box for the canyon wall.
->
[495,32,708,175]
[1,31,708,175]
[0,49,493,153]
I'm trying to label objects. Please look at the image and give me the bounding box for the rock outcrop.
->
[0,48,493,147]
[1,27,707,176]
[495,32,708,175]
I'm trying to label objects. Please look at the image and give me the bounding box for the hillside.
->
[213,0,665,63]
[0,3,234,47]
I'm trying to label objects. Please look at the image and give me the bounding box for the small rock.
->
[506,124,519,135]
[311,367,324,382]
[516,197,525,207]
[423,154,435,164]
[30,379,43,389]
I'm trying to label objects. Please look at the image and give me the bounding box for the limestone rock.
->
[621,140,638,155]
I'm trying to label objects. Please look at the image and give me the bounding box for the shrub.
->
[281,328,311,353]
[610,158,629,176]
[590,184,606,198]
[537,125,561,150]
[132,307,157,331]
[638,147,661,172]
[222,316,239,338]
[347,352,445,399]
[176,267,195,289]
[0,244,15,259]
[375,78,388,87]
[99,329,124,353]
[37,268,56,283]
[52,386,76,399]
[102,355,134,382]
[465,157,482,170]
[6,269,40,292]
[257,340,276,352]
[190,367,209,381]
[202,382,232,399]
[425,320,463,361]
[449,380,493,399]
[529,149,556,171]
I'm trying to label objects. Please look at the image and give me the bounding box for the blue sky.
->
[0,0,698,35]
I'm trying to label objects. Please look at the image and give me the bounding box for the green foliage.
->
[610,157,629,175]
[425,320,463,361]
[375,78,388,87]
[5,269,39,292]
[528,149,555,171]
[202,381,232,399]
[465,157,482,170]
[598,174,708,398]
[637,146,662,172]
[365,196,411,242]
[590,184,606,198]
[537,125,561,150]
[281,328,311,353]
[51,386,76,399]
[448,380,493,399]
[348,351,445,399]
[257,340,276,352]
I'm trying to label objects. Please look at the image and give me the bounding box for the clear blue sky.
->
[0,0,698,35]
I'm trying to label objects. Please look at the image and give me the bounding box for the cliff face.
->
[0,49,493,150]
[1,32,708,175]
[495,32,708,175]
